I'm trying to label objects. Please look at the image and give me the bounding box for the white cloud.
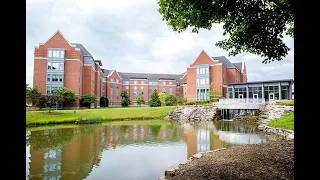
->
[26,0,294,86]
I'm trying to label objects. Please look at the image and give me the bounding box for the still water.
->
[26,120,275,180]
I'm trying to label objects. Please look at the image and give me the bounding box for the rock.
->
[192,153,203,159]
[165,164,179,177]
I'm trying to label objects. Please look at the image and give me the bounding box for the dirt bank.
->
[162,140,293,180]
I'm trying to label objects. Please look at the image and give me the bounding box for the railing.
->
[218,98,265,105]
[217,98,266,110]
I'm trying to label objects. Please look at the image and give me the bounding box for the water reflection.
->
[26,121,271,180]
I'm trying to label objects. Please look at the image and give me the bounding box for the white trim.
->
[130,78,149,81]
[107,70,122,79]
[65,59,83,65]
[75,48,81,51]
[34,57,47,60]
[159,79,175,82]
[43,30,76,48]
[180,73,187,80]
[210,63,223,66]
[223,85,228,88]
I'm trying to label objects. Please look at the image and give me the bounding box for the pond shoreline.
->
[159,139,293,180]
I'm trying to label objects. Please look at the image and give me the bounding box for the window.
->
[196,68,199,74]
[141,81,144,85]
[60,51,64,58]
[52,63,59,70]
[133,86,137,100]
[197,79,199,85]
[123,81,129,84]
[46,86,51,94]
[162,86,166,94]
[200,68,204,74]
[53,51,60,58]
[59,75,63,82]
[48,50,52,57]
[103,83,105,87]
[169,87,172,94]
[110,78,114,82]
[141,86,144,95]
[162,81,166,85]
[134,80,137,84]
[47,62,52,69]
[59,63,63,70]
[103,77,107,82]
[52,74,58,82]
[116,86,119,99]
[125,86,129,90]
[47,74,51,82]
[206,78,209,85]
[110,87,113,99]
[169,81,173,85]
[200,79,205,85]
[205,67,209,74]
[116,78,119,83]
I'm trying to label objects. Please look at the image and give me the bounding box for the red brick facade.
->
[33,31,247,107]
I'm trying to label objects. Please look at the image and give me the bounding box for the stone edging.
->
[158,148,227,180]
[258,124,294,140]
[257,103,294,140]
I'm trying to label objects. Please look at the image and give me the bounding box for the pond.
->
[26,120,276,180]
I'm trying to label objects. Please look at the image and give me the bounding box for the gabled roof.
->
[43,30,76,48]
[103,69,184,82]
[232,62,243,71]
[71,43,93,57]
[212,56,240,71]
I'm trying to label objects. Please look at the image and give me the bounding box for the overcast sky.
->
[26,0,294,86]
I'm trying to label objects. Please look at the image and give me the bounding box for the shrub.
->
[137,96,145,106]
[149,89,161,107]
[100,96,108,107]
[120,91,130,107]
[165,95,177,106]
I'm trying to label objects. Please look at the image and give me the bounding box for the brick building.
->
[33,30,248,108]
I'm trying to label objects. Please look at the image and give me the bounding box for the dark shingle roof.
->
[232,62,242,71]
[103,69,184,82]
[71,43,93,57]
[212,56,241,71]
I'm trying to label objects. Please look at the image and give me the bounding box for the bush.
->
[100,96,108,107]
[176,97,187,105]
[120,91,130,107]
[165,95,177,106]
[149,90,161,107]
[185,100,211,106]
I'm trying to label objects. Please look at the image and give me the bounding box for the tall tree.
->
[137,95,145,107]
[158,0,293,63]
[209,83,220,102]
[149,89,162,107]
[26,85,42,108]
[120,91,130,107]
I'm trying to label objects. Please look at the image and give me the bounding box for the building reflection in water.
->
[26,122,266,179]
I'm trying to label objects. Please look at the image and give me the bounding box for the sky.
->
[26,0,294,86]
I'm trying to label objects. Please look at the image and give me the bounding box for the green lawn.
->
[26,106,176,127]
[268,111,294,130]
[275,100,294,106]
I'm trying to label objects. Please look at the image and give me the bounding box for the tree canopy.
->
[158,0,293,63]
